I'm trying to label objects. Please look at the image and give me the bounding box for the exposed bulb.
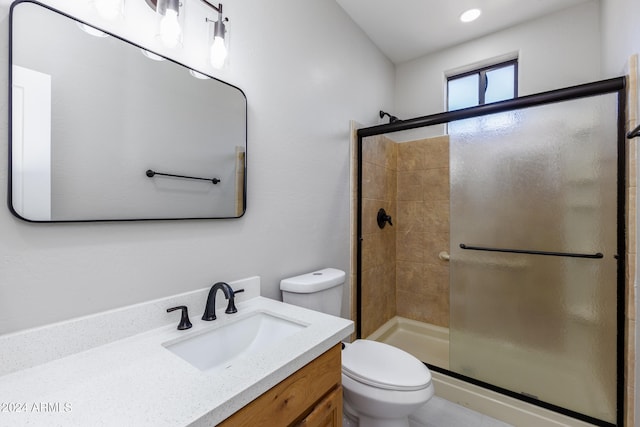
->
[160,9,181,48]
[210,36,227,69]
[94,0,122,20]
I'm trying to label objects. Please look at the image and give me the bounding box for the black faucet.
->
[202,282,237,321]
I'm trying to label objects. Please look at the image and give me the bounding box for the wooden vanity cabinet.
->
[217,344,343,427]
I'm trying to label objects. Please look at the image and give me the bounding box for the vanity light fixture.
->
[460,8,481,23]
[143,0,230,68]
[94,0,124,20]
[202,2,229,69]
[156,0,182,48]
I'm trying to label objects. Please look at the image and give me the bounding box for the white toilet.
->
[280,268,434,427]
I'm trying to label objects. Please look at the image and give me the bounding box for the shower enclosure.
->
[356,78,626,427]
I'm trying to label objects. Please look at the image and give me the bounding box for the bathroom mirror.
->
[9,1,247,222]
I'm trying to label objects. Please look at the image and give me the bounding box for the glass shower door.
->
[449,93,619,424]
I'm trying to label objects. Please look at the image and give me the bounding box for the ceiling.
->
[335,0,593,64]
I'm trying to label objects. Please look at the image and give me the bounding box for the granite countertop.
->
[0,277,354,426]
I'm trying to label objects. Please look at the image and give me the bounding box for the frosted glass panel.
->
[485,65,515,103]
[449,94,618,423]
[448,74,479,110]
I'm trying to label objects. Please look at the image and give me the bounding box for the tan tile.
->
[627,139,637,188]
[396,201,425,233]
[626,317,636,426]
[423,168,449,202]
[627,319,636,368]
[396,290,449,327]
[349,273,357,341]
[627,54,638,126]
[424,263,450,295]
[362,162,384,200]
[361,263,396,337]
[424,199,450,236]
[396,261,422,293]
[361,231,396,271]
[385,169,398,202]
[628,187,637,255]
[396,231,426,262]
[362,162,396,201]
[397,171,424,201]
[424,135,450,170]
[362,135,397,170]
[627,256,636,321]
[397,140,426,171]
[625,385,635,427]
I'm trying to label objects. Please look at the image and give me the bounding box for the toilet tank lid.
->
[280,268,346,293]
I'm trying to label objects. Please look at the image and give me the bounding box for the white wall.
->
[394,1,602,123]
[0,0,394,333]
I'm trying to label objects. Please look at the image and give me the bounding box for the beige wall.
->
[396,136,450,327]
[360,135,450,336]
[360,135,397,337]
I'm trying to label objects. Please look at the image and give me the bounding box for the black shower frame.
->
[356,77,627,427]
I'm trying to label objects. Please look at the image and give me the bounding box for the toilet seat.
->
[342,340,431,391]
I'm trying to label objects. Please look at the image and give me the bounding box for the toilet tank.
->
[280,268,345,317]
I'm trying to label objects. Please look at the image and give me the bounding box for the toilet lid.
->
[342,340,431,391]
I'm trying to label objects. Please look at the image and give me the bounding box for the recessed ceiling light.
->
[460,8,482,23]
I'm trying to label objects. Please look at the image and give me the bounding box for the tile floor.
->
[409,396,514,427]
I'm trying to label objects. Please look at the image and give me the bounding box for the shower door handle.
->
[459,244,603,259]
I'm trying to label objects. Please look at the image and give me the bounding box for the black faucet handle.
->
[225,288,244,314]
[167,305,193,330]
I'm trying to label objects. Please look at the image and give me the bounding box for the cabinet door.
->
[293,385,342,427]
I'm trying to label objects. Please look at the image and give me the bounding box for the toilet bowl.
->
[342,339,434,427]
[280,269,435,427]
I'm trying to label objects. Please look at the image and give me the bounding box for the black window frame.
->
[447,59,519,110]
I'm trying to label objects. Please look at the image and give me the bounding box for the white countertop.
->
[0,278,353,426]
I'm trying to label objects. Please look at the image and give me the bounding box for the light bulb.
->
[94,0,121,20]
[160,9,181,48]
[210,36,227,69]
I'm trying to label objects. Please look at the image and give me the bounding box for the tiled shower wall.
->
[360,135,397,338]
[396,136,450,327]
[360,134,451,337]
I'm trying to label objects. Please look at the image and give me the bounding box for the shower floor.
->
[366,316,610,427]
[366,316,450,369]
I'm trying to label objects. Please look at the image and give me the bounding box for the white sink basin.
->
[163,311,307,372]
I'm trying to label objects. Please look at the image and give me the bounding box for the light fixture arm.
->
[202,1,227,40]
[199,0,222,14]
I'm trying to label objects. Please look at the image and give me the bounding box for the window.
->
[447,60,518,111]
